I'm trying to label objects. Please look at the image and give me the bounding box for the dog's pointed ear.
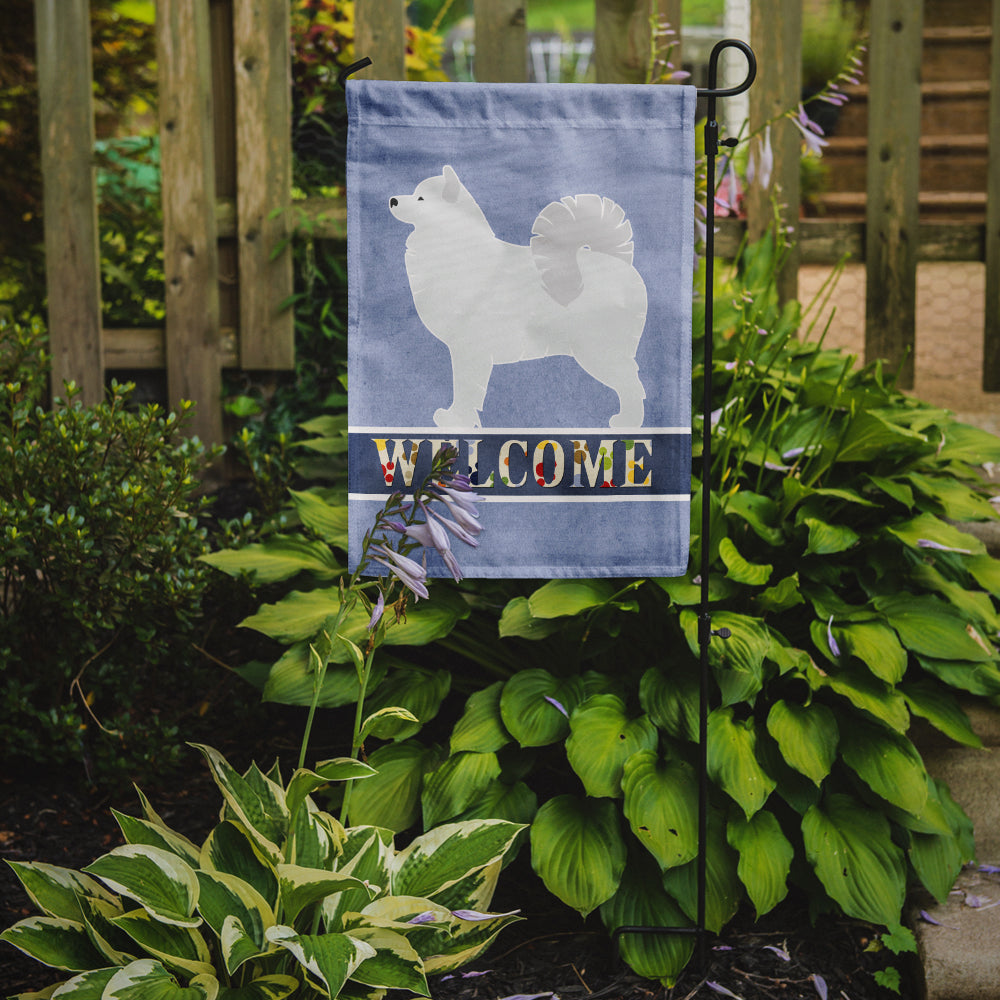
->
[442,164,462,204]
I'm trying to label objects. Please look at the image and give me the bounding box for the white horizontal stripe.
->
[349,493,689,504]
[348,426,691,436]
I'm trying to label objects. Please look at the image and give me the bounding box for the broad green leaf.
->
[621,751,698,871]
[874,593,995,662]
[639,664,699,743]
[755,573,804,614]
[215,975,299,1000]
[866,474,914,509]
[901,680,982,748]
[707,708,776,818]
[393,820,524,901]
[727,811,793,917]
[285,760,376,823]
[835,410,927,463]
[346,926,428,994]
[288,488,349,547]
[360,706,421,742]
[661,810,741,933]
[718,537,772,586]
[453,779,538,827]
[0,917,107,971]
[680,610,770,706]
[527,579,616,618]
[195,871,273,974]
[265,926,375,998]
[839,718,928,816]
[278,864,374,924]
[802,794,906,926]
[362,667,451,740]
[724,490,784,545]
[803,517,859,556]
[906,473,998,522]
[886,512,985,556]
[599,853,694,987]
[103,959,218,1000]
[499,670,584,747]
[530,795,626,917]
[450,682,511,754]
[909,821,965,906]
[935,421,1000,464]
[808,660,910,732]
[111,909,214,978]
[910,562,1000,632]
[200,822,278,910]
[83,846,200,928]
[834,621,907,684]
[497,596,563,639]
[765,700,838,786]
[566,695,658,798]
[966,553,1000,597]
[916,655,1000,697]
[655,572,737,606]
[347,740,442,832]
[112,812,201,868]
[421,751,502,828]
[200,536,341,584]
[5,862,117,923]
[261,643,387,709]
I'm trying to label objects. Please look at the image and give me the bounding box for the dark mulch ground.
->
[1,740,915,1000]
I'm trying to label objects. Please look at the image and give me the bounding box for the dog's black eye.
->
[417,196,424,201]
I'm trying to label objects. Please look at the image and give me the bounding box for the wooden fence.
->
[33,0,1000,445]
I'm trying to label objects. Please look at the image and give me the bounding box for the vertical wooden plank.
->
[474,0,527,83]
[747,0,801,305]
[983,0,1000,389]
[354,0,406,80]
[865,0,923,389]
[34,0,104,405]
[157,0,223,444]
[233,0,294,369]
[594,0,652,84]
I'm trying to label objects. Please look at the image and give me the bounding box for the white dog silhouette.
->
[389,165,647,429]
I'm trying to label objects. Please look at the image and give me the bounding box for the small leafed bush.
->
[1,743,523,998]
[0,317,218,782]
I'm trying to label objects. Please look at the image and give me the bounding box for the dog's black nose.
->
[390,197,398,208]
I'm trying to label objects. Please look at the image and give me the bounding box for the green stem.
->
[340,645,377,826]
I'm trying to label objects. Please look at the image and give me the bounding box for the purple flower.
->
[812,974,828,1000]
[791,104,829,156]
[827,616,841,658]
[763,944,790,961]
[544,695,569,718]
[706,983,742,999]
[747,125,773,191]
[371,544,429,600]
[439,494,483,536]
[407,911,438,925]
[917,538,973,554]
[367,591,385,631]
[428,504,480,547]
[451,908,520,921]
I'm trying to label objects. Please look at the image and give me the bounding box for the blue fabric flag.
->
[347,80,696,578]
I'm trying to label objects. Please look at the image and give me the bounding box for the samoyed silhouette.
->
[389,165,647,429]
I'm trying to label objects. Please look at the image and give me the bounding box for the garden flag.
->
[346,79,696,577]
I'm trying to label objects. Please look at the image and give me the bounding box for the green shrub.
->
[0,317,220,783]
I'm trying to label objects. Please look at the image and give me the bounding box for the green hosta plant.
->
[1,743,523,999]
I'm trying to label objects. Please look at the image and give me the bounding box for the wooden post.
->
[747,0,801,305]
[34,0,104,405]
[474,0,527,83]
[594,0,653,84]
[354,0,406,81]
[157,0,223,445]
[865,0,923,389]
[983,0,1000,390]
[233,0,294,369]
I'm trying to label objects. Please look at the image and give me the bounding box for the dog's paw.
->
[434,406,480,429]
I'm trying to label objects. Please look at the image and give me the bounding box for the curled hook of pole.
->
[338,56,373,90]
[697,38,756,98]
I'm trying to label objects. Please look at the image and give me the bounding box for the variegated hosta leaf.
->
[195,871,274,974]
[565,695,658,798]
[112,811,201,868]
[706,707,776,819]
[214,974,299,1000]
[450,681,511,754]
[661,810,742,934]
[599,853,694,987]
[265,925,375,998]
[727,810,793,917]
[621,751,698,871]
[421,751,502,829]
[838,718,929,817]
[529,795,626,917]
[802,793,906,926]
[344,926,429,995]
[424,907,522,975]
[102,958,218,999]
[0,916,107,971]
[765,700,838,786]
[499,669,585,747]
[200,822,278,910]
[77,894,136,966]
[391,820,524,901]
[110,908,214,979]
[191,745,287,863]
[323,829,393,931]
[285,760,376,824]
[277,865,375,925]
[288,802,343,870]
[424,859,501,915]
[46,966,118,997]
[4,861,118,922]
[83,846,200,928]
[347,740,443,832]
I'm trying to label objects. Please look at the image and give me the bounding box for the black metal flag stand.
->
[339,37,758,974]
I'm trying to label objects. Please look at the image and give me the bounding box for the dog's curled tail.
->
[529,194,634,307]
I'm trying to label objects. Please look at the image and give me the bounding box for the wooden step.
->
[813,190,987,222]
[922,0,991,28]
[922,25,992,83]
